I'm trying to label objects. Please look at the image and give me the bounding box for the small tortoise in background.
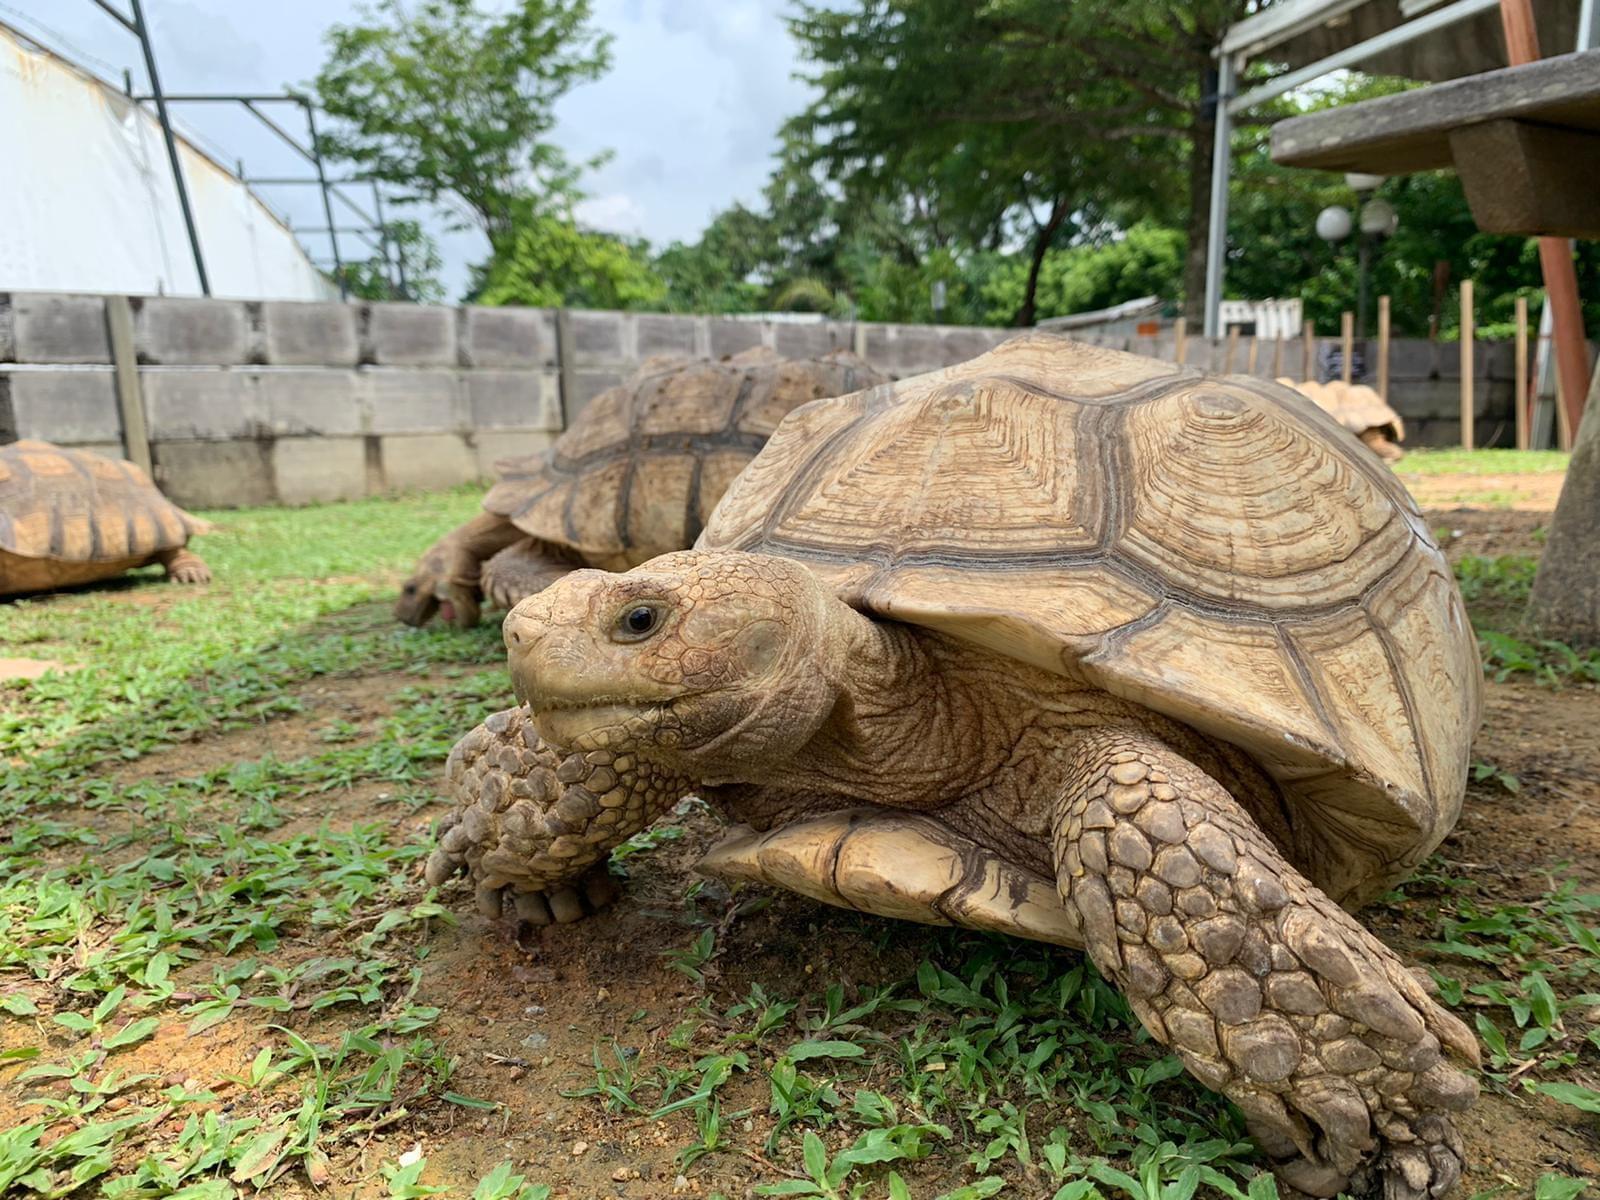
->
[0,441,210,597]
[396,347,885,628]
[1279,377,1407,463]
[433,334,1482,1198]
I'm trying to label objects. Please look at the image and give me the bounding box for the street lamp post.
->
[1315,174,1398,379]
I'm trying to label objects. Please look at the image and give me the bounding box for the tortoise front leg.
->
[1052,728,1478,1200]
[157,547,211,584]
[425,707,693,925]
[478,538,583,615]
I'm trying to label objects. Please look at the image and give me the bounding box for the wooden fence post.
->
[1340,312,1354,386]
[1377,295,1391,402]
[103,296,152,477]
[1515,295,1529,450]
[1459,280,1475,450]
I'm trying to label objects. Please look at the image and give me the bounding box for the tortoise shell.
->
[483,348,885,572]
[699,333,1481,904]
[1279,379,1405,443]
[0,440,202,563]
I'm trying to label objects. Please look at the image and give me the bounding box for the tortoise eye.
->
[615,604,662,641]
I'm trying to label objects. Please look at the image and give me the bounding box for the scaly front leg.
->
[425,706,694,924]
[1053,728,1478,1200]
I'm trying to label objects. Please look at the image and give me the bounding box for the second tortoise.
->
[395,348,884,627]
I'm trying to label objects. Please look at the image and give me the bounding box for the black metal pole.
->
[129,0,209,295]
[299,99,346,299]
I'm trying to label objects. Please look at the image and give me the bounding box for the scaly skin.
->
[157,547,210,583]
[478,540,583,614]
[426,705,693,922]
[426,550,1477,1198]
[1055,728,1476,1199]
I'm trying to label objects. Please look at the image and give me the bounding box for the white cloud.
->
[575,192,647,237]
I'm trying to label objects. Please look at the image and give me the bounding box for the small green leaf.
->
[1533,1175,1589,1200]
[785,1040,867,1062]
[443,1091,500,1110]
[52,1011,95,1034]
[802,1130,828,1183]
[102,1017,161,1050]
[1530,1081,1600,1114]
[2,994,39,1016]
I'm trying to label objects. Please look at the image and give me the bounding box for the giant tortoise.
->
[395,347,883,627]
[0,441,209,597]
[431,334,1483,1198]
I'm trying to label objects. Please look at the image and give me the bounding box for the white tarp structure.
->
[0,24,336,300]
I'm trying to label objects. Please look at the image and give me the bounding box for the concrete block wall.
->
[0,293,562,508]
[0,294,1024,508]
[3,291,1567,510]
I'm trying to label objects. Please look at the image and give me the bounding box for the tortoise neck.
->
[753,614,1033,808]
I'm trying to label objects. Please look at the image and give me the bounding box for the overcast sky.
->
[3,0,817,297]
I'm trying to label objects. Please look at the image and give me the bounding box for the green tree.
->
[789,0,1256,324]
[335,219,446,303]
[654,204,774,314]
[476,215,665,310]
[980,224,1184,325]
[312,0,612,249]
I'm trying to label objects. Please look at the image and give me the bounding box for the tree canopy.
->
[312,0,612,249]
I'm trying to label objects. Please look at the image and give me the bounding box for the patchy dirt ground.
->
[3,481,1597,1200]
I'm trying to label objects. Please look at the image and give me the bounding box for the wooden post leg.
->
[1377,295,1391,403]
[1174,317,1187,366]
[1340,311,1354,385]
[1460,280,1475,451]
[1515,296,1530,451]
[1497,0,1588,438]
[1302,319,1314,381]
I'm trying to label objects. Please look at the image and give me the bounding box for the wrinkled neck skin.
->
[698,602,1043,811]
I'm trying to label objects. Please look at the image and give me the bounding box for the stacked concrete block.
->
[365,303,456,366]
[262,301,360,367]
[461,305,557,368]
[134,296,255,365]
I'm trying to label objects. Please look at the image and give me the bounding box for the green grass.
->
[2,488,1598,1199]
[1448,552,1600,685]
[1398,448,1569,477]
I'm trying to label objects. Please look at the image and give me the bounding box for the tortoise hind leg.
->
[157,547,211,584]
[1052,727,1477,1200]
[479,539,583,615]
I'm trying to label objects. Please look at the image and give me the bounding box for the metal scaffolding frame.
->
[86,0,406,300]
[1203,0,1600,337]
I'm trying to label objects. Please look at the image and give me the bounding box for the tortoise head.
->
[394,565,441,626]
[395,543,480,628]
[503,550,852,777]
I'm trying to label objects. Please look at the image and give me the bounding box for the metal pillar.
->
[1203,53,1236,339]
[1580,0,1599,50]
[299,99,346,298]
[124,0,210,295]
